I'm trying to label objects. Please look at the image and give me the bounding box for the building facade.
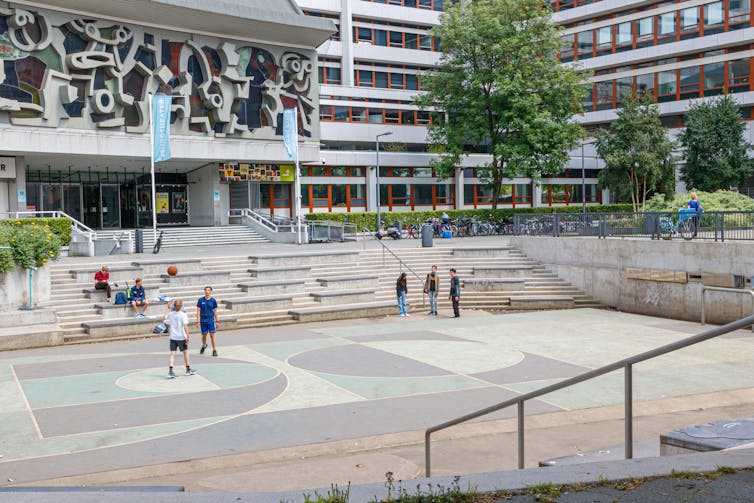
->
[0,0,333,228]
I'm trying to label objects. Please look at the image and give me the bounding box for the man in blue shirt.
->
[130,278,149,317]
[196,286,219,356]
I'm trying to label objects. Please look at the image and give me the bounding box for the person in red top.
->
[94,266,112,302]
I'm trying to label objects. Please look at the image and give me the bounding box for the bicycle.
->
[658,209,694,240]
[153,230,165,254]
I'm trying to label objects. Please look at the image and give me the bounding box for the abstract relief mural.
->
[0,6,315,138]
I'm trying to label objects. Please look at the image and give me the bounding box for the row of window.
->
[560,0,750,61]
[301,166,602,179]
[583,57,752,111]
[320,105,434,125]
[354,25,438,51]
[355,69,422,89]
[361,0,447,11]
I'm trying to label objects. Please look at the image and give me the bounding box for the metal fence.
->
[512,210,754,241]
[307,220,357,242]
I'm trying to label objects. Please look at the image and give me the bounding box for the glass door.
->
[83,184,100,228]
[101,184,120,228]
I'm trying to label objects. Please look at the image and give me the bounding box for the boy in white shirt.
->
[165,299,197,378]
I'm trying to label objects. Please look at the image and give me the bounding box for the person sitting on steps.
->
[130,278,149,317]
[94,266,112,303]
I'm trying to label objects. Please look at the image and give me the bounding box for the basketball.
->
[167,265,178,276]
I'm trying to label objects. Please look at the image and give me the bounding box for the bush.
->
[645,190,754,212]
[0,222,62,272]
[305,204,634,231]
[0,218,72,245]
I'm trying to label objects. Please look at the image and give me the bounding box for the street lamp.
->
[375,131,393,232]
[581,138,597,216]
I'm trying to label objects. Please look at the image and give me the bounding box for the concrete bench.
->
[0,323,63,350]
[454,247,513,258]
[221,295,293,313]
[239,279,306,296]
[95,300,169,320]
[247,265,311,281]
[509,295,574,310]
[464,278,526,292]
[250,250,359,267]
[71,266,144,283]
[131,258,203,275]
[316,275,378,290]
[289,301,395,323]
[473,265,534,279]
[83,285,161,302]
[310,288,375,306]
[160,270,231,286]
[82,315,239,339]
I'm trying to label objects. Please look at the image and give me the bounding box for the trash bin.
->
[421,224,433,248]
[134,229,144,254]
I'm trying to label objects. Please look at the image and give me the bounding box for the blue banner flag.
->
[152,95,173,163]
[283,108,298,160]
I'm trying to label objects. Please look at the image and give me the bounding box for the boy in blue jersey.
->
[196,286,219,356]
[129,278,149,317]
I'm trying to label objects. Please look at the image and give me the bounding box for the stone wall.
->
[0,266,51,310]
[508,237,754,324]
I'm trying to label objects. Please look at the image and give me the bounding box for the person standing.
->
[129,278,149,317]
[396,272,408,317]
[165,300,196,378]
[449,268,460,318]
[424,265,440,315]
[687,191,703,238]
[196,286,219,356]
[94,266,112,302]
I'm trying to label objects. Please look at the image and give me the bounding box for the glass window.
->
[301,184,310,206]
[311,167,327,176]
[392,167,410,177]
[729,0,751,24]
[390,73,404,89]
[326,67,341,84]
[375,72,389,88]
[414,167,433,177]
[406,74,419,90]
[658,70,677,96]
[596,27,612,49]
[659,12,676,37]
[560,34,574,58]
[384,109,400,123]
[350,184,365,206]
[636,73,654,96]
[374,29,388,46]
[405,33,418,49]
[436,184,453,204]
[420,35,433,50]
[577,30,593,55]
[729,58,750,87]
[333,106,349,121]
[417,111,430,124]
[368,109,383,123]
[617,22,632,46]
[312,185,328,207]
[463,184,475,204]
[680,66,700,96]
[331,167,347,176]
[615,76,632,101]
[401,110,415,124]
[349,167,365,177]
[637,17,654,41]
[596,81,612,105]
[357,27,372,42]
[351,107,367,122]
[681,7,699,31]
[358,70,373,86]
[389,31,403,47]
[390,184,411,205]
[704,61,725,88]
[332,185,347,206]
[272,184,290,206]
[704,1,724,26]
[414,184,433,204]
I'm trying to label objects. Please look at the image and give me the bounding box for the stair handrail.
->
[230,208,295,233]
[0,210,96,241]
[424,312,754,477]
[363,228,426,303]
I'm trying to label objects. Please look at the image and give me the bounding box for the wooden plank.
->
[624,268,688,284]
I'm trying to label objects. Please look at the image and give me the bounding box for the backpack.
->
[114,292,128,305]
[153,322,167,334]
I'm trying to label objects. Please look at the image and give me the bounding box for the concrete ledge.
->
[239,280,307,296]
[250,250,359,266]
[454,247,512,258]
[247,266,311,281]
[82,315,238,339]
[221,295,293,313]
[289,301,395,322]
[71,266,144,283]
[509,295,575,310]
[316,275,378,289]
[83,285,160,301]
[0,323,63,350]
[473,265,534,278]
[310,288,375,306]
[160,271,231,286]
[95,301,168,320]
[131,259,203,275]
[464,278,526,292]
[0,309,57,325]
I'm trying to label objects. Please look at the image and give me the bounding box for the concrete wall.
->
[0,266,52,311]
[188,165,228,227]
[509,237,754,325]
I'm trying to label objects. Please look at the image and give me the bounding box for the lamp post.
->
[581,138,597,217]
[375,131,393,232]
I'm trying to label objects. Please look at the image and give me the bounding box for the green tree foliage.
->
[595,96,676,212]
[645,190,754,211]
[679,94,754,191]
[0,222,62,272]
[415,0,586,209]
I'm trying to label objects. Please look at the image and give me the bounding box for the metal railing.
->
[513,210,754,241]
[308,220,357,242]
[701,286,754,333]
[229,208,297,233]
[0,210,96,241]
[424,312,754,477]
[363,228,426,307]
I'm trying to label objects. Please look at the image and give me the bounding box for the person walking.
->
[687,191,703,238]
[196,286,219,356]
[129,278,149,317]
[396,272,408,317]
[449,268,460,318]
[94,266,112,302]
[165,299,196,378]
[424,265,440,315]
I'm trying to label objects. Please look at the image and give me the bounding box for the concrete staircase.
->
[45,245,600,345]
[96,225,268,250]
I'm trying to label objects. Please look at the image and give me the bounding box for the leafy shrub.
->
[645,190,754,212]
[0,222,62,272]
[0,218,72,245]
[305,204,634,232]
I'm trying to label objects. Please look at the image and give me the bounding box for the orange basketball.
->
[167,265,178,276]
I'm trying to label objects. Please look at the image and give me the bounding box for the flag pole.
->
[148,94,157,243]
[294,107,302,245]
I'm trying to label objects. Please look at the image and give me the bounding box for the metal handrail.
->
[424,312,754,477]
[701,286,754,333]
[363,228,426,289]
[230,208,296,233]
[0,210,96,241]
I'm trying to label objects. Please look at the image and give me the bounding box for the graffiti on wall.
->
[0,6,315,138]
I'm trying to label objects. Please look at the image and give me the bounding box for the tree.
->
[415,0,585,209]
[679,94,754,192]
[595,96,675,212]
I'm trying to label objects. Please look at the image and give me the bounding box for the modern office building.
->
[0,0,334,228]
[291,0,754,218]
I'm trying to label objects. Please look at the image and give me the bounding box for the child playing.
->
[165,299,197,379]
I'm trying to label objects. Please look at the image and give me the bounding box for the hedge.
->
[305,205,634,232]
[0,221,63,272]
[0,218,72,246]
